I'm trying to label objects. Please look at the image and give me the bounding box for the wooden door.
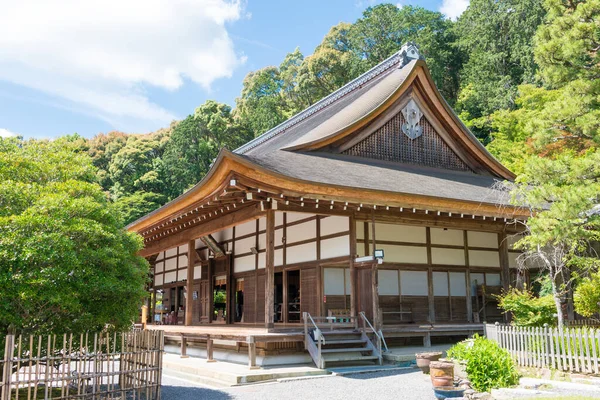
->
[199,280,210,323]
[357,268,373,321]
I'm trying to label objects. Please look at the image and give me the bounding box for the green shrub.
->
[497,288,556,327]
[447,335,519,392]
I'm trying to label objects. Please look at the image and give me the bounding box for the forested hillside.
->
[13,0,599,227]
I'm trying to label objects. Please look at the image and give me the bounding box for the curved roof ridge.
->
[234,43,422,155]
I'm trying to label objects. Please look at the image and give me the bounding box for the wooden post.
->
[180,335,188,358]
[349,215,357,320]
[185,240,195,326]
[1,334,14,400]
[141,305,148,329]
[426,228,435,324]
[206,336,215,363]
[226,254,233,325]
[265,209,275,329]
[498,232,510,323]
[370,212,380,330]
[247,336,258,369]
[208,258,214,323]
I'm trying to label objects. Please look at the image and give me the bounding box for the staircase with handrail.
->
[302,311,386,369]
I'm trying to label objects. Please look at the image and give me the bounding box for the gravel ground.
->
[161,369,436,400]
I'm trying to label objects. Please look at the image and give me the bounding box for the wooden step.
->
[321,347,371,353]
[322,355,379,363]
[320,330,359,335]
[323,339,366,345]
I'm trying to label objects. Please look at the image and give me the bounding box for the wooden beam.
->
[139,204,263,257]
[498,232,510,323]
[265,209,275,329]
[185,240,195,326]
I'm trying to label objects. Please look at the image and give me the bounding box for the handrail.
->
[304,312,325,345]
[359,312,388,353]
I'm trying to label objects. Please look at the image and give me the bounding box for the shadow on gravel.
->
[161,385,233,400]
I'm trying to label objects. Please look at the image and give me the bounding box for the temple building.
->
[128,44,528,361]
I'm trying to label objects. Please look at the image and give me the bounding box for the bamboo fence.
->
[485,323,600,374]
[0,330,163,400]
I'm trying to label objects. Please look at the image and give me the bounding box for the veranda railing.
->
[0,329,163,400]
[485,323,600,374]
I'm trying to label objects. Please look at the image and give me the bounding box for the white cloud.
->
[0,0,245,132]
[0,128,18,138]
[439,0,469,19]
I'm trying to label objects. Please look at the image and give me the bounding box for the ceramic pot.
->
[430,361,454,388]
[415,351,443,374]
[432,386,465,400]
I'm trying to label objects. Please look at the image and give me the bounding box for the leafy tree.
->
[163,101,252,199]
[574,271,600,318]
[0,137,149,336]
[507,152,600,327]
[114,191,167,227]
[236,67,288,137]
[455,0,546,141]
[350,5,462,102]
[497,288,556,326]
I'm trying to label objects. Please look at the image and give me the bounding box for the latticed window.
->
[343,112,473,172]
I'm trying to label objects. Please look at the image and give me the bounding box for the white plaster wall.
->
[449,272,466,297]
[287,219,316,244]
[286,242,317,264]
[178,255,187,268]
[212,228,232,243]
[356,221,364,240]
[154,274,163,286]
[431,248,465,266]
[258,252,265,269]
[433,272,449,296]
[400,271,428,296]
[275,211,284,226]
[165,247,177,258]
[275,229,284,247]
[467,231,498,249]
[194,266,201,280]
[324,268,345,295]
[164,257,177,271]
[177,268,188,281]
[164,271,177,284]
[275,248,284,267]
[506,233,524,250]
[234,255,255,273]
[234,236,255,255]
[320,235,350,259]
[258,217,266,231]
[286,212,313,223]
[235,220,256,237]
[155,261,164,273]
[370,223,426,243]
[468,250,500,267]
[430,228,464,246]
[381,244,427,264]
[258,233,266,250]
[320,216,349,236]
[378,270,399,295]
[508,252,519,269]
[156,252,164,261]
[178,244,188,254]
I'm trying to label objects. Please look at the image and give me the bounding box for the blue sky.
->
[0,0,467,140]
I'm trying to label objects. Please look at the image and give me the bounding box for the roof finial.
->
[398,42,423,65]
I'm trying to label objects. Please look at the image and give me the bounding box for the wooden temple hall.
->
[128,43,530,356]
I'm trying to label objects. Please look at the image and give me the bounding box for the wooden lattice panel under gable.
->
[342,112,473,172]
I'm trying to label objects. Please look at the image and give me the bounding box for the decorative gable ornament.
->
[401,99,423,140]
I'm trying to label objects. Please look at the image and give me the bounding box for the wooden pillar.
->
[426,228,435,324]
[464,231,473,323]
[185,240,195,326]
[180,335,188,358]
[208,258,214,323]
[282,268,288,323]
[265,209,275,329]
[349,215,357,319]
[226,254,233,324]
[499,232,510,293]
[370,212,380,330]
